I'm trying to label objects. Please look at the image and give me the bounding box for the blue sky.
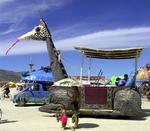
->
[0,0,150,78]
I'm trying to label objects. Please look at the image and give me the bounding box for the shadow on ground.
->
[78,123,99,128]
[116,108,150,121]
[0,119,18,124]
[79,108,150,121]
[58,123,99,130]
[42,108,150,121]
[15,104,44,107]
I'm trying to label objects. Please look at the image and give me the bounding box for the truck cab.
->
[13,82,49,106]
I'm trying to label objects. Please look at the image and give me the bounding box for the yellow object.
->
[137,69,149,80]
[7,81,16,87]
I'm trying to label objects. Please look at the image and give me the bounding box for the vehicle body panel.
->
[13,83,49,105]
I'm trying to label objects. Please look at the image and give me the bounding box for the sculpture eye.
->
[35,27,41,32]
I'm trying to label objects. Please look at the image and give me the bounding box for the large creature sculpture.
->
[6,19,68,82]
[6,19,80,113]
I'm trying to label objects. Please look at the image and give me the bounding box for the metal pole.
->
[29,57,34,73]
[88,57,91,82]
[80,54,84,83]
[134,51,138,88]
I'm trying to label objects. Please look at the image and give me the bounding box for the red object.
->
[5,39,20,55]
[59,115,68,124]
[85,86,107,104]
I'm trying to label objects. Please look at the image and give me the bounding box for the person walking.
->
[56,105,68,130]
[3,84,10,98]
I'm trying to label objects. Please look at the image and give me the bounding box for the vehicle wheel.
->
[18,98,26,106]
[114,89,141,116]
[43,99,49,105]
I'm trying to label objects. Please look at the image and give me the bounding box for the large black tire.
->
[17,98,26,106]
[114,89,142,116]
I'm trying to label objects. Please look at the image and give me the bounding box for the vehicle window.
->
[31,85,39,91]
[42,82,53,91]
[42,85,48,91]
[36,85,40,91]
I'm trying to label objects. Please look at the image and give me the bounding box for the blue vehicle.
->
[13,83,50,106]
[13,67,53,106]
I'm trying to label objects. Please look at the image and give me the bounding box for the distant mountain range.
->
[0,69,21,82]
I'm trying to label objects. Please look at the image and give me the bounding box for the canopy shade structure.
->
[74,47,143,59]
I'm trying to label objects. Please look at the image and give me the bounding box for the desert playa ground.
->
[0,89,150,131]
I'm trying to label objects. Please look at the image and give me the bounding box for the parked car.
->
[12,83,49,106]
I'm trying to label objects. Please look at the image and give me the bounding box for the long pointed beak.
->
[18,30,36,40]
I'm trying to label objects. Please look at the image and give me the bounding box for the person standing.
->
[115,74,128,86]
[56,105,68,130]
[3,84,10,98]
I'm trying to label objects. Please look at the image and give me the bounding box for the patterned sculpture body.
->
[18,19,68,82]
[17,19,80,113]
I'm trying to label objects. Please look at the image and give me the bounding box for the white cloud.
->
[0,0,15,3]
[0,0,66,35]
[0,0,65,22]
[56,27,150,50]
[1,26,150,56]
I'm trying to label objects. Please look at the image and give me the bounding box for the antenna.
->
[38,9,44,20]
[29,57,34,72]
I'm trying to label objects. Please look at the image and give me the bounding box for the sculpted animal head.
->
[5,19,51,55]
[18,19,50,41]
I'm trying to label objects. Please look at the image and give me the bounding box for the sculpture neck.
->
[41,19,68,81]
[46,37,68,82]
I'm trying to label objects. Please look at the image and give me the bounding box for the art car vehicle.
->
[39,47,143,117]
[8,19,146,116]
[72,47,143,116]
